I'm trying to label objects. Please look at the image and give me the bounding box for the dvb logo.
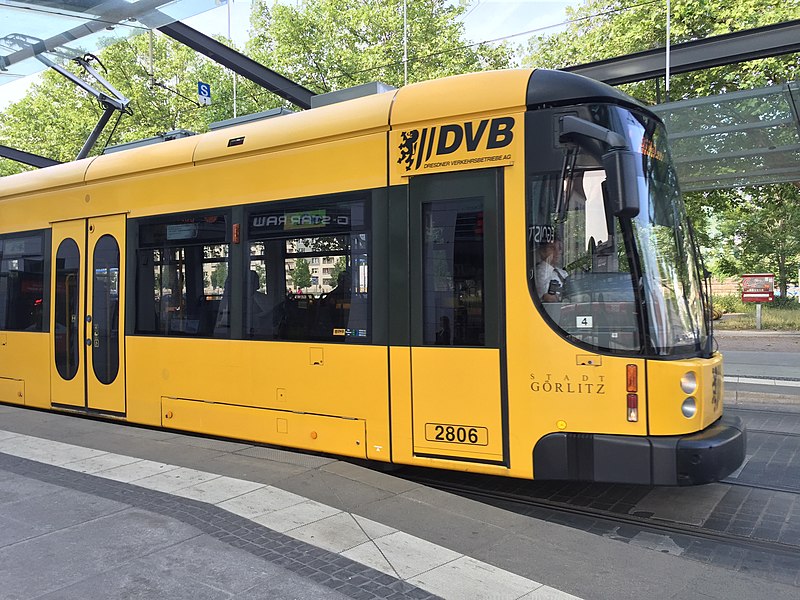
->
[398,117,515,172]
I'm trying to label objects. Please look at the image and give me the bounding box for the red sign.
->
[741,273,774,303]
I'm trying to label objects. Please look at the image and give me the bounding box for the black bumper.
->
[533,415,746,485]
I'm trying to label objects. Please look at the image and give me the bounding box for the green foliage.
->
[708,184,800,297]
[772,296,800,310]
[523,0,799,104]
[716,306,800,330]
[712,294,745,314]
[248,0,512,92]
[330,256,348,287]
[211,262,228,290]
[0,32,269,171]
[292,258,312,289]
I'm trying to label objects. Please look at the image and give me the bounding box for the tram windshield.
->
[528,105,709,357]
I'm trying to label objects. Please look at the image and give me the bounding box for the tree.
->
[330,256,348,288]
[0,32,265,176]
[292,258,312,290]
[247,0,512,93]
[522,0,799,104]
[211,262,228,290]
[710,185,800,297]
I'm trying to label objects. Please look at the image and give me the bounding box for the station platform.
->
[1,402,798,600]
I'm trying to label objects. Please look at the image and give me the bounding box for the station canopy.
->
[653,81,800,192]
[0,1,218,82]
[1,2,799,193]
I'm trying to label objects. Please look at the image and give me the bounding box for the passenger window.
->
[246,196,370,343]
[422,199,485,346]
[54,238,80,380]
[135,214,229,337]
[0,232,46,332]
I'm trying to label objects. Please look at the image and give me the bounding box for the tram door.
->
[408,169,507,465]
[50,215,126,414]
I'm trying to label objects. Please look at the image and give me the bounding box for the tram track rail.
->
[723,478,800,494]
[401,473,800,557]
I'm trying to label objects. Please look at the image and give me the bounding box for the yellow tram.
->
[0,68,744,484]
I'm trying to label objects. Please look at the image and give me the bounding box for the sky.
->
[0,0,578,109]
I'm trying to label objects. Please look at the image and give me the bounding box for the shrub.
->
[772,296,800,310]
[712,294,745,314]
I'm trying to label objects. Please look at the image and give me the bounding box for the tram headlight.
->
[681,397,697,418]
[680,371,697,395]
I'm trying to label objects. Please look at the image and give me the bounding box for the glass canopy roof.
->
[0,1,219,83]
[652,82,800,192]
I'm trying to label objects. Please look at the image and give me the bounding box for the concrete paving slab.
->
[0,429,21,441]
[355,490,512,556]
[235,444,337,467]
[217,484,307,519]
[0,512,48,546]
[253,499,342,533]
[0,486,128,533]
[290,511,378,553]
[276,466,399,512]
[0,470,64,504]
[518,588,583,600]
[172,474,265,504]
[372,531,461,580]
[61,451,143,474]
[0,507,200,600]
[133,465,222,493]
[409,555,540,600]
[341,540,399,577]
[322,459,421,494]
[352,513,396,540]
[0,435,106,465]
[98,459,179,483]
[200,450,314,484]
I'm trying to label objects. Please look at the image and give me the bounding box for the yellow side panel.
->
[0,332,50,408]
[411,347,503,461]
[647,353,723,435]
[126,338,390,460]
[162,397,367,459]
[0,188,89,235]
[84,134,387,222]
[0,377,24,405]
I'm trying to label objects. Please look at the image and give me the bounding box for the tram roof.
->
[0,68,546,198]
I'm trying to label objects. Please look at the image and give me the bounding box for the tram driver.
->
[535,237,568,303]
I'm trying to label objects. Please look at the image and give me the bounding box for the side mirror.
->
[602,150,640,218]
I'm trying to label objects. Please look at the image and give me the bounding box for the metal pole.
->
[665,0,671,101]
[403,0,408,86]
[228,0,237,118]
[755,303,762,330]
